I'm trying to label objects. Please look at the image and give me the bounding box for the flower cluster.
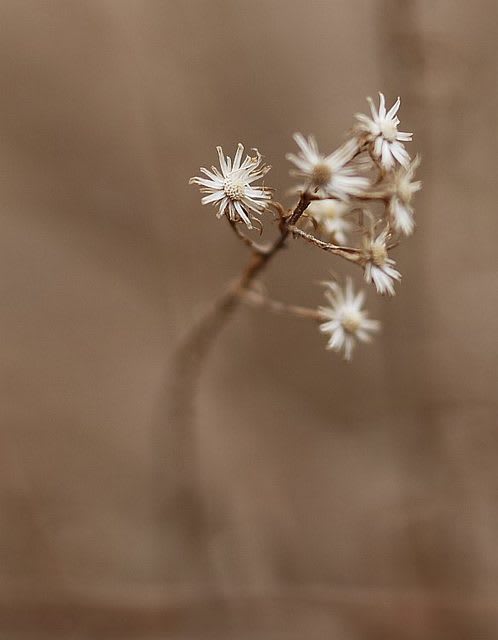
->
[190,93,420,360]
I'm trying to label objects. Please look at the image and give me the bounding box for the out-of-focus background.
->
[0,1,497,638]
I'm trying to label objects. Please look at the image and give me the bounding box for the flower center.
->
[311,162,332,187]
[371,243,387,267]
[342,310,362,334]
[224,178,246,201]
[380,120,397,142]
[323,203,340,219]
[397,178,412,203]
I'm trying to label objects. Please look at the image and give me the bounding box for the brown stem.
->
[229,192,312,290]
[288,225,361,263]
[173,192,313,376]
[163,193,312,583]
[354,192,389,202]
[239,288,324,322]
[227,218,269,253]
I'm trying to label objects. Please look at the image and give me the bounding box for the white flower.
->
[319,277,380,361]
[355,93,412,170]
[189,143,271,229]
[286,134,370,200]
[306,199,352,245]
[388,156,422,236]
[362,227,401,296]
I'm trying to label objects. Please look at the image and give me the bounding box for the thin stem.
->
[227,218,269,254]
[288,225,361,263]
[239,288,324,322]
[354,192,389,202]
[232,192,312,290]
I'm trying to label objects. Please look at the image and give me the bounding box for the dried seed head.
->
[287,134,369,199]
[190,143,272,228]
[223,177,246,201]
[355,93,413,169]
[341,309,363,334]
[380,119,398,142]
[319,277,380,360]
[371,243,388,267]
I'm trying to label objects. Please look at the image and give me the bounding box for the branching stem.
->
[227,218,269,254]
[231,192,313,291]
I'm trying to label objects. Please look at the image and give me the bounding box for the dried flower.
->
[286,134,369,200]
[306,199,352,245]
[187,94,420,362]
[362,226,401,296]
[189,143,271,229]
[319,277,380,360]
[388,156,422,236]
[355,93,412,170]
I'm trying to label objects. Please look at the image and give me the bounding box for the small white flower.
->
[319,277,380,361]
[388,156,422,236]
[189,143,271,229]
[362,227,401,296]
[286,134,370,200]
[355,93,412,170]
[306,199,352,245]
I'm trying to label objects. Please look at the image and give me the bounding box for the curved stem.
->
[227,218,269,254]
[164,193,312,582]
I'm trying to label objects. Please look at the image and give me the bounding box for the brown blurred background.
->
[0,1,497,638]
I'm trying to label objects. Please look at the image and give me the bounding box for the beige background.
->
[0,0,497,638]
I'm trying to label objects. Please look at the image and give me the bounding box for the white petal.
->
[391,198,415,235]
[326,138,359,168]
[367,96,378,120]
[390,142,410,168]
[374,136,384,157]
[216,146,230,177]
[233,143,244,170]
[396,131,413,142]
[286,153,312,172]
[190,176,217,189]
[233,200,252,228]
[387,96,401,119]
[201,191,224,205]
[381,141,394,169]
[378,92,386,119]
[343,337,354,361]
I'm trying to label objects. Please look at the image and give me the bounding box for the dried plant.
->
[188,92,421,361]
[167,92,421,577]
